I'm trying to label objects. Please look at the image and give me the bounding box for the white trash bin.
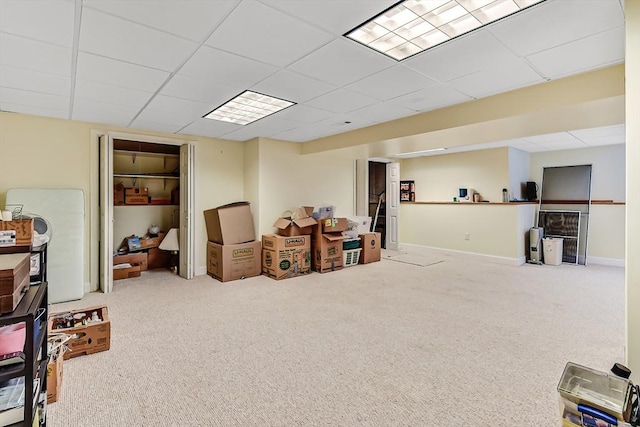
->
[543,238,563,265]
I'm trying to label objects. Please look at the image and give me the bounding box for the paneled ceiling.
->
[0,0,626,154]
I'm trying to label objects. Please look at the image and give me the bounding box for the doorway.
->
[361,160,400,251]
[98,131,195,293]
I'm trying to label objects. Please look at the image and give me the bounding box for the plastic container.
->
[543,237,563,265]
[343,248,362,267]
[0,322,26,355]
[558,362,633,422]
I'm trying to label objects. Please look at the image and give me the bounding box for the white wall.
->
[529,144,626,202]
[509,147,531,200]
[529,144,625,264]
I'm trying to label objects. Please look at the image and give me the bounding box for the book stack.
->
[0,376,25,426]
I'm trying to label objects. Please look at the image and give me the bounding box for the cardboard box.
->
[319,217,349,233]
[113,264,141,280]
[139,232,165,249]
[312,234,344,273]
[147,247,170,270]
[114,182,125,206]
[204,202,256,245]
[359,232,381,264]
[273,207,317,237]
[262,234,311,280]
[113,252,148,271]
[0,252,30,295]
[125,187,149,196]
[207,240,261,282]
[49,305,111,360]
[0,218,34,247]
[46,346,64,404]
[125,195,149,205]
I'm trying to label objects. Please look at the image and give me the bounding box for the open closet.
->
[99,133,194,292]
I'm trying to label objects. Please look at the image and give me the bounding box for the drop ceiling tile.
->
[532,140,588,150]
[350,102,417,124]
[79,8,198,72]
[74,79,152,109]
[179,45,278,88]
[523,132,580,145]
[273,104,333,124]
[0,33,72,76]
[0,87,69,111]
[220,117,297,141]
[251,69,336,103]
[138,95,212,127]
[346,65,438,101]
[263,0,397,34]
[391,84,470,112]
[179,118,241,139]
[275,113,377,142]
[489,0,624,56]
[204,1,333,67]
[72,98,139,126]
[571,124,626,146]
[448,57,542,98]
[304,88,378,114]
[83,0,237,42]
[160,74,238,105]
[129,119,184,135]
[526,26,624,80]
[403,30,517,83]
[0,101,68,120]
[288,38,395,87]
[0,65,71,96]
[76,52,170,92]
[0,0,75,47]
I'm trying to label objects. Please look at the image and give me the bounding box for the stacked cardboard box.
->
[358,232,381,264]
[204,202,261,282]
[311,218,348,273]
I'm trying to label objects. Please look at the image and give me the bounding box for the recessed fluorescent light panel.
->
[203,90,295,125]
[395,147,447,157]
[345,0,546,61]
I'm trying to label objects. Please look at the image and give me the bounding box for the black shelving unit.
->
[0,282,48,427]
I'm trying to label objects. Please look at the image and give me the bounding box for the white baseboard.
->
[398,243,525,266]
[585,256,625,267]
[196,266,207,276]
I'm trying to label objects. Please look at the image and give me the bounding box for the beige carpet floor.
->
[46,249,625,427]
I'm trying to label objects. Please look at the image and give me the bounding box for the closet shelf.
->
[114,174,179,180]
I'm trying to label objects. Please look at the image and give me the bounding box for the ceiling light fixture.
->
[203,90,295,125]
[395,147,447,157]
[345,0,546,61]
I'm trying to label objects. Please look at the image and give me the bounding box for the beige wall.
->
[625,0,640,380]
[401,147,510,203]
[249,138,355,238]
[400,203,536,261]
[0,111,246,286]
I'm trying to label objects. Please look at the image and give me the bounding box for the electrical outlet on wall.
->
[465,233,470,241]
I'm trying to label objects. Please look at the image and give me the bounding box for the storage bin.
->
[0,322,25,355]
[343,248,361,267]
[543,237,563,265]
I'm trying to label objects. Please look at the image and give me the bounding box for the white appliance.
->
[529,227,544,264]
[458,188,474,202]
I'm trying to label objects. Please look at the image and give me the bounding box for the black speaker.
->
[525,181,538,201]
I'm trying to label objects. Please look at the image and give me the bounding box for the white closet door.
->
[99,135,114,292]
[6,188,86,303]
[179,143,195,279]
[385,162,400,251]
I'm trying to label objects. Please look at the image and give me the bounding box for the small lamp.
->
[159,228,179,273]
